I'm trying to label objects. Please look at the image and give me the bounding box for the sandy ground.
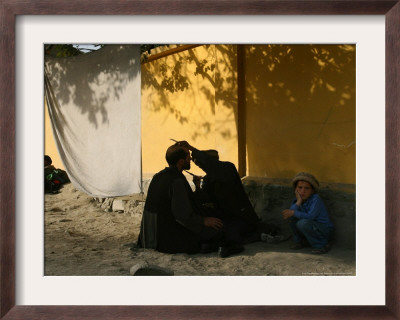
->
[44,183,356,276]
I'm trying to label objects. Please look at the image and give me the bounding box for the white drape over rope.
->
[45,45,142,197]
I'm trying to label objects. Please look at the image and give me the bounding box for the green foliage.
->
[45,44,90,57]
[45,44,164,57]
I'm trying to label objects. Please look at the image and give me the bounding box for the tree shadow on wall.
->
[141,54,190,126]
[45,45,141,132]
[245,44,355,114]
[141,44,355,150]
[141,44,238,142]
[244,44,356,179]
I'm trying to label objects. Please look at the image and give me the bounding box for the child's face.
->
[295,180,314,201]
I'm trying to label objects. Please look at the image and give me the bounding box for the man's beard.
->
[182,160,191,170]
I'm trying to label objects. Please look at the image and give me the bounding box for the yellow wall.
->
[244,45,355,183]
[45,99,65,170]
[141,45,239,176]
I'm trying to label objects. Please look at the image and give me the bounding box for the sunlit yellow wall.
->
[214,45,239,165]
[141,45,239,176]
[244,44,356,184]
[44,99,65,170]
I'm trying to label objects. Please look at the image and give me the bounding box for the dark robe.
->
[192,149,259,225]
[138,166,216,254]
[192,149,261,244]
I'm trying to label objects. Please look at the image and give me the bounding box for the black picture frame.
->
[1,1,399,319]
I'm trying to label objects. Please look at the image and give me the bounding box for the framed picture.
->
[1,1,399,319]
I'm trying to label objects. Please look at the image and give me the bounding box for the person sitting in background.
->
[281,172,334,254]
[137,143,244,258]
[44,155,70,193]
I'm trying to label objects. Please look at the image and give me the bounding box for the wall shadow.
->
[244,44,356,183]
[141,44,239,143]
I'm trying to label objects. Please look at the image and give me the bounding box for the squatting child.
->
[281,172,334,254]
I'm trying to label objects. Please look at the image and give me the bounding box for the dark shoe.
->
[312,244,331,254]
[199,243,219,254]
[311,247,326,254]
[291,243,304,250]
[218,245,244,258]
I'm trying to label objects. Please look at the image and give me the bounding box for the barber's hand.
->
[204,217,223,230]
[177,140,194,151]
[281,209,295,220]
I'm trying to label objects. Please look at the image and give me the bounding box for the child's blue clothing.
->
[289,194,334,249]
[290,194,333,228]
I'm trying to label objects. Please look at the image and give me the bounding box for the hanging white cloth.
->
[45,45,141,197]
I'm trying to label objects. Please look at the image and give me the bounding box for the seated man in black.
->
[177,141,267,245]
[137,143,243,258]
